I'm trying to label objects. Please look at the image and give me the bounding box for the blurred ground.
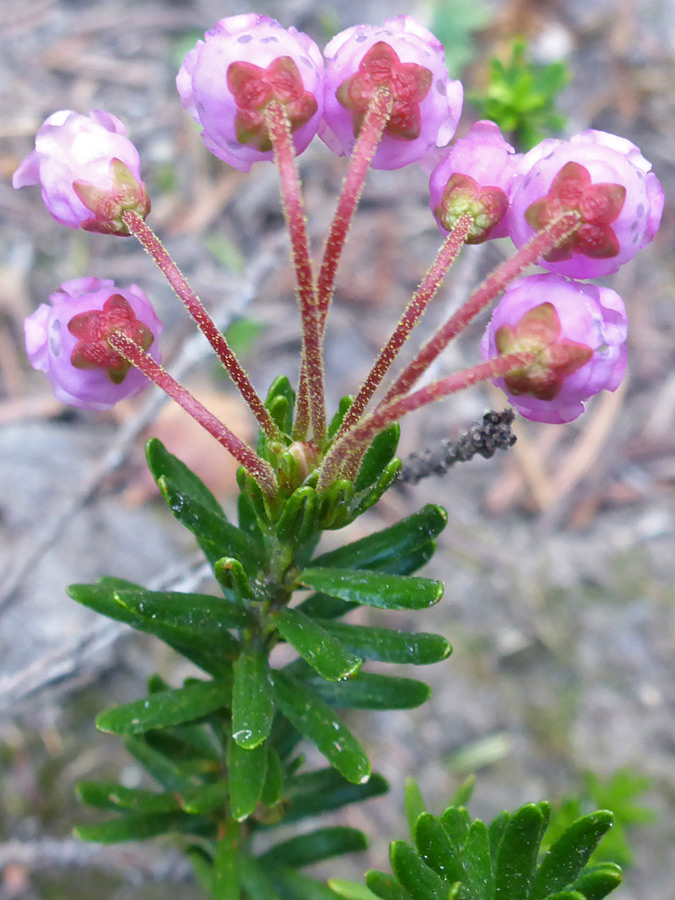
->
[1,0,675,897]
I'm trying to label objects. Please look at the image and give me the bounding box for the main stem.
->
[336,213,473,439]
[108,331,278,495]
[265,100,326,445]
[380,212,582,405]
[122,211,279,441]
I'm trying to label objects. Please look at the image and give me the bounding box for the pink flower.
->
[177,14,324,172]
[481,273,627,423]
[429,120,518,242]
[12,110,149,234]
[25,277,162,410]
[508,129,664,278]
[320,16,463,170]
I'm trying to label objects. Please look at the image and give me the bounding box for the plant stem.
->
[316,88,394,334]
[122,210,279,441]
[108,330,278,495]
[380,211,582,405]
[336,213,473,439]
[265,100,326,444]
[318,352,533,492]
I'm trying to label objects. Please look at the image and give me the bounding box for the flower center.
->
[434,173,508,243]
[495,302,593,400]
[227,57,318,151]
[525,161,626,261]
[336,41,432,141]
[68,294,154,384]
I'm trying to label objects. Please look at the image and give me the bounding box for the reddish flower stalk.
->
[318,351,533,491]
[265,100,326,444]
[108,330,278,495]
[336,212,473,439]
[316,88,394,333]
[381,210,582,405]
[122,210,278,440]
[293,367,310,440]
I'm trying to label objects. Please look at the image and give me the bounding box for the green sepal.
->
[274,608,363,682]
[494,802,549,900]
[232,650,275,749]
[96,679,232,735]
[214,823,240,900]
[298,568,443,611]
[329,879,382,900]
[146,437,223,517]
[319,479,356,530]
[365,870,412,900]
[355,424,400,491]
[74,810,210,844]
[414,812,464,883]
[265,375,296,435]
[228,737,268,822]
[214,557,255,601]
[390,841,448,900]
[530,811,615,899]
[261,826,368,868]
[313,505,447,572]
[76,781,179,814]
[271,670,370,785]
[319,622,451,666]
[353,458,402,517]
[570,863,622,900]
[261,744,284,808]
[276,486,320,546]
[300,671,430,710]
[283,769,388,824]
[295,593,359,620]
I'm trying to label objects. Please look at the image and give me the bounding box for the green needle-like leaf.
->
[232,650,274,749]
[261,826,368,868]
[75,811,208,843]
[146,437,224,517]
[284,769,388,823]
[329,879,382,900]
[390,841,448,900]
[271,670,370,785]
[76,781,179,814]
[239,856,284,900]
[414,812,464,883]
[298,568,443,611]
[319,622,451,666]
[355,424,400,491]
[494,802,548,900]
[365,870,412,900]
[228,738,267,821]
[462,820,493,900]
[404,778,426,839]
[261,744,284,809]
[275,608,363,681]
[114,588,248,640]
[570,863,622,900]
[302,671,430,710]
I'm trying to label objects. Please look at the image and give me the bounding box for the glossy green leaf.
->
[319,479,356,529]
[441,806,472,847]
[404,778,426,839]
[276,486,320,546]
[284,770,388,823]
[302,672,430,710]
[123,736,193,791]
[487,810,509,868]
[271,670,370,785]
[261,826,368,868]
[261,744,284,808]
[327,395,354,440]
[96,680,232,735]
[462,820,493,900]
[76,781,179,814]
[542,893,586,900]
[229,738,267,821]
[495,802,548,900]
[115,588,247,641]
[238,491,266,548]
[320,622,451,666]
[530,811,614,899]
[451,775,476,808]
[75,811,205,843]
[355,424,400,491]
[377,543,436,576]
[354,458,402,517]
[313,505,447,571]
[275,608,362,682]
[214,557,255,601]
[414,812,463,883]
[232,650,274,749]
[295,592,358,620]
[365,870,412,900]
[391,841,448,900]
[329,879,382,900]
[146,437,223,518]
[214,825,240,900]
[180,781,229,815]
[239,855,283,900]
[570,863,622,900]
[298,568,443,611]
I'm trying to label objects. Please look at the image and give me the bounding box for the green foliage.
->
[469,38,569,150]
[427,0,491,77]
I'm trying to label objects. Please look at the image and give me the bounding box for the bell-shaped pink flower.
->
[177,14,324,172]
[481,273,627,423]
[25,277,162,410]
[429,120,518,242]
[508,129,664,278]
[320,16,463,170]
[12,110,149,234]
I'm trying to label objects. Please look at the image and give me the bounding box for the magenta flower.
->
[508,129,664,278]
[25,277,163,411]
[177,14,323,172]
[481,273,627,424]
[12,110,149,235]
[430,120,518,242]
[320,16,463,170]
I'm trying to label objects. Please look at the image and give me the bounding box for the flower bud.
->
[177,14,323,172]
[12,110,149,234]
[430,120,518,242]
[481,273,627,423]
[25,278,162,410]
[320,16,463,170]
[508,129,664,278]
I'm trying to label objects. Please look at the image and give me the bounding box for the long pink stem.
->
[337,213,473,439]
[108,330,277,495]
[318,352,533,492]
[316,88,394,334]
[265,100,326,444]
[122,210,278,440]
[380,211,581,405]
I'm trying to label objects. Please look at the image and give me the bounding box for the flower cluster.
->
[14,13,664,485]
